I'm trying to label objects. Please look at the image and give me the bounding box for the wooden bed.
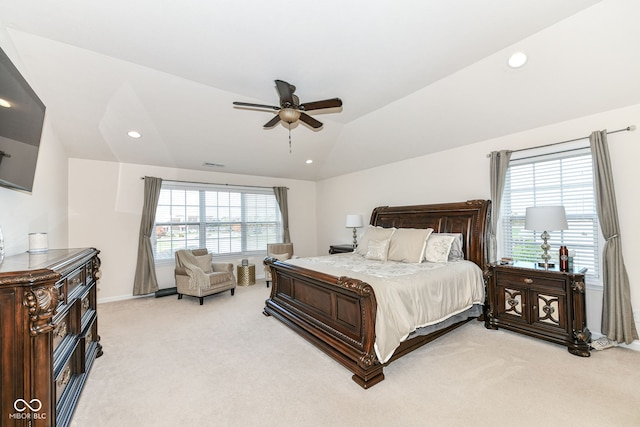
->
[263,199,491,388]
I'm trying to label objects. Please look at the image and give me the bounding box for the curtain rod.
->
[487,125,635,158]
[140,177,288,190]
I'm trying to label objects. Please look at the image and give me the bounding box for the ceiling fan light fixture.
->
[278,108,301,124]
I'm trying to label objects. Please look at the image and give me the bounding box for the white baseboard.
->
[97,293,150,304]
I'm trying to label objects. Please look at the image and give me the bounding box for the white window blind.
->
[153,182,282,261]
[501,148,600,278]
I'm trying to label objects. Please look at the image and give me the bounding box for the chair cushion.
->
[209,272,234,286]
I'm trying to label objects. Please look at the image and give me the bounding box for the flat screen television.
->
[0,46,46,193]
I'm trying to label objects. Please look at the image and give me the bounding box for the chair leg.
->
[231,288,235,296]
[199,297,204,305]
[266,281,270,288]
[178,294,183,300]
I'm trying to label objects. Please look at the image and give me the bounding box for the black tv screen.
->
[0,46,46,193]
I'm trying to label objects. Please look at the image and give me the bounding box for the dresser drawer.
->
[55,342,81,404]
[66,266,86,298]
[53,310,73,356]
[495,270,565,290]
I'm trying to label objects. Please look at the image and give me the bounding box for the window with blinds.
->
[501,148,600,278]
[153,182,282,262]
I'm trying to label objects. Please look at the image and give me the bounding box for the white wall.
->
[0,30,69,256]
[317,103,640,339]
[67,159,317,302]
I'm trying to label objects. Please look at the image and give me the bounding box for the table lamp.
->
[524,206,568,269]
[345,214,363,248]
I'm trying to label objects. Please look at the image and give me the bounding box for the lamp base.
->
[537,262,555,269]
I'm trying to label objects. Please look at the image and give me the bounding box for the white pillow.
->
[194,253,213,273]
[355,225,396,256]
[424,234,456,263]
[270,252,291,261]
[365,239,390,261]
[387,228,434,263]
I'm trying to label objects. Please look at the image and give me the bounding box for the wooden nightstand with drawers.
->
[485,262,591,357]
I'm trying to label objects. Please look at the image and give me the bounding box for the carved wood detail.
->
[24,285,60,336]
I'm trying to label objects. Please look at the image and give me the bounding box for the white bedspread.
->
[285,253,485,363]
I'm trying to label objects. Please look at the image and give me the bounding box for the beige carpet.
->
[71,281,640,427]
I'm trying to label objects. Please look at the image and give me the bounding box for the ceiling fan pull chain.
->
[288,123,292,153]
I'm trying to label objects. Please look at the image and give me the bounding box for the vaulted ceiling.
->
[1,0,639,181]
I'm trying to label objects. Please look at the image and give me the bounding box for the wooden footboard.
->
[263,259,384,388]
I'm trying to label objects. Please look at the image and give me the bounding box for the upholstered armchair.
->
[264,243,294,287]
[174,248,236,305]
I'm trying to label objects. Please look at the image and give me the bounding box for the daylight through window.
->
[153,182,282,262]
[501,148,600,279]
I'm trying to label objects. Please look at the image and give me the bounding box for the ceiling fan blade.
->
[233,101,280,110]
[299,112,323,129]
[263,115,281,128]
[275,80,295,107]
[299,98,343,111]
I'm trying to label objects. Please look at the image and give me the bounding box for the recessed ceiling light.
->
[508,52,527,68]
[0,98,11,108]
[305,159,313,164]
[127,130,142,138]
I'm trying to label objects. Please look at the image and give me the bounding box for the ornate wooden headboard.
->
[369,199,491,272]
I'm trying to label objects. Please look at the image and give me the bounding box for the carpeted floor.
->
[70,281,640,427]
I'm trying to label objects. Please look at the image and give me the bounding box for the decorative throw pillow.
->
[365,239,390,261]
[441,233,465,261]
[387,228,434,263]
[424,234,456,263]
[194,253,213,273]
[355,226,396,256]
[270,252,291,261]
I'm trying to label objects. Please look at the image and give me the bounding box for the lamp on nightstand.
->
[345,214,363,248]
[525,206,568,270]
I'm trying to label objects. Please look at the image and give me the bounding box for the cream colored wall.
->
[0,119,69,255]
[0,28,69,255]
[317,103,640,339]
[67,159,317,302]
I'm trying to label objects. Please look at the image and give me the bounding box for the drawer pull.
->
[55,321,68,339]
[82,297,90,311]
[523,278,534,284]
[57,366,71,388]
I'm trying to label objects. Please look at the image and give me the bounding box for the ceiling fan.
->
[233,80,342,129]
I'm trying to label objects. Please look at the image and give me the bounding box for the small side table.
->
[237,264,256,286]
[329,244,355,254]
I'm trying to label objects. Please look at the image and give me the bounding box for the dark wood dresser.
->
[0,248,101,426]
[485,262,590,357]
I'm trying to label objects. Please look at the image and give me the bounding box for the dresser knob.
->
[523,278,533,284]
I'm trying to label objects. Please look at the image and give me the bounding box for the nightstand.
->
[485,262,591,357]
[329,244,355,254]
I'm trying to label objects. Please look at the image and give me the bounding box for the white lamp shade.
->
[345,214,363,228]
[524,206,568,231]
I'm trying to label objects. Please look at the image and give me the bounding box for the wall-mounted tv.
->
[0,46,46,193]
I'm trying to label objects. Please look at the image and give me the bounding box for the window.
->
[153,182,282,262]
[500,147,600,279]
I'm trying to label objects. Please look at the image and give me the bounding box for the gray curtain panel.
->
[133,176,163,295]
[590,130,638,344]
[273,186,290,243]
[489,150,511,263]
